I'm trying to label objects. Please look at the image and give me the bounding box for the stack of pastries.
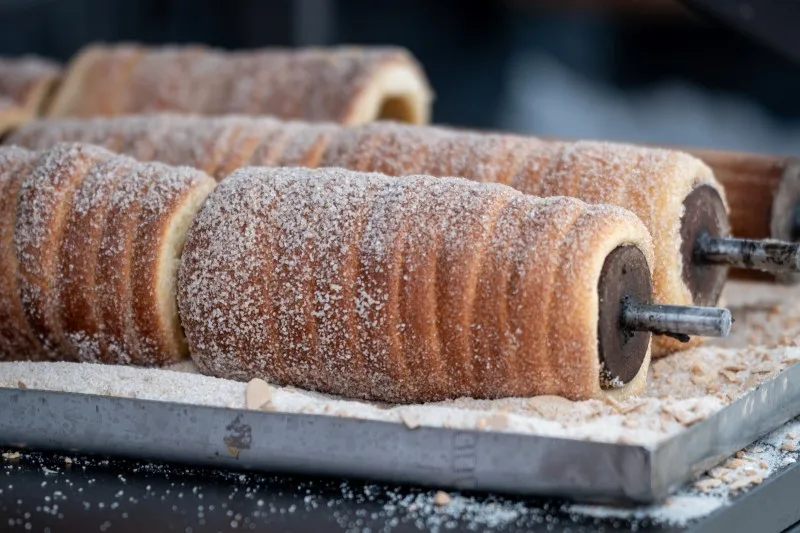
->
[0,42,750,405]
[7,114,724,356]
[0,142,654,402]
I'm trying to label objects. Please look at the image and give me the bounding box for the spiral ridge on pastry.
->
[45,44,432,125]
[0,142,216,364]
[178,166,653,402]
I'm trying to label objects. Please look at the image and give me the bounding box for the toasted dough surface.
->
[45,44,433,124]
[130,165,216,364]
[59,156,137,361]
[0,56,62,126]
[179,167,653,403]
[15,143,113,357]
[0,143,217,365]
[7,116,723,356]
[0,147,40,360]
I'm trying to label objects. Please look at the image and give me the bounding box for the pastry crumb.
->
[400,412,420,430]
[245,378,272,410]
[694,478,722,492]
[433,490,451,506]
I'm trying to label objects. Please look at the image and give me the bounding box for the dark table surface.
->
[3,448,800,533]
[0,449,685,533]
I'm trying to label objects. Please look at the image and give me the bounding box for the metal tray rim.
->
[2,360,800,504]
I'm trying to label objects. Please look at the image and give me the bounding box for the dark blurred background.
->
[1,0,799,154]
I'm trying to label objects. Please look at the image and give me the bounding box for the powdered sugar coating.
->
[247,120,302,168]
[93,160,208,366]
[223,46,429,123]
[48,44,143,117]
[130,163,216,364]
[322,123,721,356]
[276,122,339,168]
[9,114,293,181]
[214,117,277,177]
[178,166,652,402]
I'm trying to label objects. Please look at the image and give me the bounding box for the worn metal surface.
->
[697,234,800,274]
[622,300,732,341]
[2,361,800,504]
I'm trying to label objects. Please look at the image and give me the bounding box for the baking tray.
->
[2,361,800,505]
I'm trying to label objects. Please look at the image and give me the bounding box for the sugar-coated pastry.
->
[46,44,432,125]
[178,166,653,403]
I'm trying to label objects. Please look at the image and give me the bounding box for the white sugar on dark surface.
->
[8,437,798,530]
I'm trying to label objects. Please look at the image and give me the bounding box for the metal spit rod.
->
[621,298,733,341]
[696,234,800,273]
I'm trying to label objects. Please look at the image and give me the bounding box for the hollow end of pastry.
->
[158,179,217,362]
[376,94,420,123]
[680,185,730,307]
[597,245,652,392]
[346,62,433,126]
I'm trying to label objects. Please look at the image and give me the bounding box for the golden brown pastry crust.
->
[178,167,653,403]
[46,44,143,117]
[275,123,339,168]
[58,156,138,361]
[0,147,41,360]
[129,164,216,364]
[0,142,217,365]
[7,116,722,356]
[323,125,722,356]
[15,143,113,357]
[45,44,433,124]
[0,98,29,137]
[215,118,279,178]
[0,56,61,129]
